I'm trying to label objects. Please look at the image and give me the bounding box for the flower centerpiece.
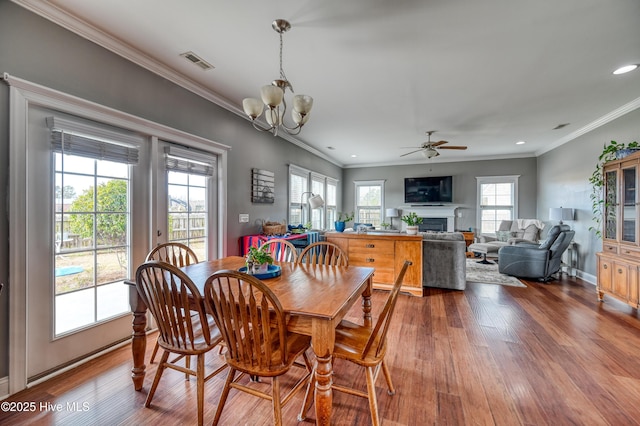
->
[401,212,423,235]
[245,246,274,274]
[335,211,354,232]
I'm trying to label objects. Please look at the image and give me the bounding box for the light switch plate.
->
[239,213,249,223]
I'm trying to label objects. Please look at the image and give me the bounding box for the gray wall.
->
[0,1,340,379]
[342,157,538,231]
[537,107,640,278]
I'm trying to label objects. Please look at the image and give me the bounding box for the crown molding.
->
[11,0,343,168]
[536,96,640,157]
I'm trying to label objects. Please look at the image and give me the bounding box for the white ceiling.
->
[17,0,640,167]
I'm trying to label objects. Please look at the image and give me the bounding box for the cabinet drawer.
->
[348,252,395,269]
[348,239,395,253]
[602,244,618,254]
[371,268,395,284]
[619,245,640,258]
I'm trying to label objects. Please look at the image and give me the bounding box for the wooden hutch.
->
[596,150,640,308]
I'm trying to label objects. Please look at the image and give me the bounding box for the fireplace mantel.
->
[399,205,459,232]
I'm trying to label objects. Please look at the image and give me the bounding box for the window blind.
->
[48,116,140,164]
[164,145,216,177]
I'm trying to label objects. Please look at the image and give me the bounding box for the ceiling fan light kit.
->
[242,19,313,136]
[401,130,468,159]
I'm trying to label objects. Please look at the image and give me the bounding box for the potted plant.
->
[380,222,391,230]
[401,212,423,235]
[589,140,639,238]
[335,211,354,232]
[246,246,274,274]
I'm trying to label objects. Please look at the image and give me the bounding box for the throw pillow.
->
[496,230,513,242]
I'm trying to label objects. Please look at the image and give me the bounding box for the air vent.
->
[180,51,214,71]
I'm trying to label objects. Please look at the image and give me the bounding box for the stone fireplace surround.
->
[399,205,458,232]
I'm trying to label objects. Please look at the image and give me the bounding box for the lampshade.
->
[308,194,324,209]
[549,207,574,223]
[386,208,399,218]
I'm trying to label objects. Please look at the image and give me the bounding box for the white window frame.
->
[354,180,385,227]
[476,175,520,235]
[5,73,230,394]
[288,164,338,230]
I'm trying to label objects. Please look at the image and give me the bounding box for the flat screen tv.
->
[404,176,453,204]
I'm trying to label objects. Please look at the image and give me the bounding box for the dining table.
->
[128,255,374,425]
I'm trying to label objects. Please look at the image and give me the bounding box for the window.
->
[165,145,216,261]
[476,176,519,234]
[51,119,138,336]
[311,173,325,229]
[288,165,338,229]
[354,180,385,227]
[326,178,338,228]
[289,167,308,226]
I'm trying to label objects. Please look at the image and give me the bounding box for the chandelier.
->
[242,19,313,136]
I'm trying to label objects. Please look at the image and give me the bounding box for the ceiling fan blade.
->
[400,149,424,157]
[430,141,448,147]
[438,145,467,150]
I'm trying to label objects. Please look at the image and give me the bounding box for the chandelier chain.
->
[278,31,292,92]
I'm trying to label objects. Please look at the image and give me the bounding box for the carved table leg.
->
[129,285,147,391]
[362,276,373,327]
[312,319,334,426]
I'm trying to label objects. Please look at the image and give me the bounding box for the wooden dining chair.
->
[135,261,226,426]
[145,242,199,363]
[259,238,299,262]
[203,270,313,426]
[146,241,199,267]
[298,241,348,266]
[300,260,412,426]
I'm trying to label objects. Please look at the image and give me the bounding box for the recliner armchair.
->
[498,224,575,281]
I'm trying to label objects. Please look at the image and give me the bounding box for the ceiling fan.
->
[400,131,468,159]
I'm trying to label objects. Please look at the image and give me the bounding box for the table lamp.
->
[386,208,399,230]
[549,207,574,225]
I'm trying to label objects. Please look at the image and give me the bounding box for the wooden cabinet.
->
[326,232,423,296]
[596,153,640,308]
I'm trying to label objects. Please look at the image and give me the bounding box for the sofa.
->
[421,232,467,290]
[469,219,544,262]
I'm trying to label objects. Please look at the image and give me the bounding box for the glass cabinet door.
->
[622,164,637,243]
[604,169,618,240]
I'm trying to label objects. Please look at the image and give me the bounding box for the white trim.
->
[0,376,8,400]
[536,96,640,157]
[354,180,386,227]
[10,0,343,167]
[4,73,229,395]
[27,339,131,388]
[475,175,520,234]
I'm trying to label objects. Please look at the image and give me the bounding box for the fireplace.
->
[419,217,447,232]
[400,205,458,232]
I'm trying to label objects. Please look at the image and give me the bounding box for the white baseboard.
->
[577,270,596,285]
[0,376,9,400]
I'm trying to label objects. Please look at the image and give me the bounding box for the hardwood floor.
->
[2,274,640,425]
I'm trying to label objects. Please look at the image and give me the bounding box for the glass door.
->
[621,161,638,244]
[604,168,619,241]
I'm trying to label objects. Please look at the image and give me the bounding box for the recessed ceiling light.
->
[516,141,526,145]
[351,154,357,158]
[613,64,638,75]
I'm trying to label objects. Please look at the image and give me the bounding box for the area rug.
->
[465,258,526,287]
